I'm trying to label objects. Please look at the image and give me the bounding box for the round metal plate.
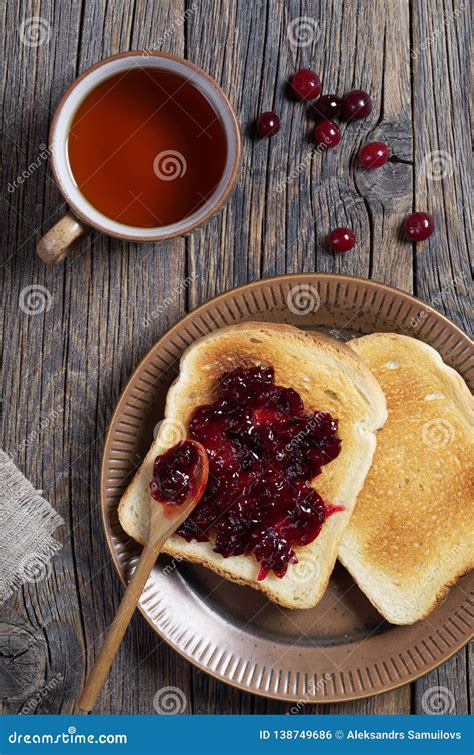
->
[101,274,473,702]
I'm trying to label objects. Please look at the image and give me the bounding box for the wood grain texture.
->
[1,0,471,715]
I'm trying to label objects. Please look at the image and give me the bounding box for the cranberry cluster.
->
[256,68,435,247]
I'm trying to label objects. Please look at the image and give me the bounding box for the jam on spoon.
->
[151,440,208,508]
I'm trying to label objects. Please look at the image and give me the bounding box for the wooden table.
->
[2,0,471,715]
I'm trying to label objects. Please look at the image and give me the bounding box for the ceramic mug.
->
[37,51,242,264]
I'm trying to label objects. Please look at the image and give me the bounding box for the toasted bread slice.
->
[119,323,386,609]
[339,333,474,624]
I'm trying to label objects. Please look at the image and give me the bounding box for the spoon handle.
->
[79,539,163,713]
[79,441,209,712]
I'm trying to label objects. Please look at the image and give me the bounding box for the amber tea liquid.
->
[68,68,227,227]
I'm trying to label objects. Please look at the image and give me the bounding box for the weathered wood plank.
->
[414,646,470,714]
[410,0,472,714]
[2,0,88,715]
[411,0,472,335]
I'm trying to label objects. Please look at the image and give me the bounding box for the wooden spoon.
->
[79,440,209,712]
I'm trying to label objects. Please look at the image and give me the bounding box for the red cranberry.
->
[404,212,434,241]
[359,141,391,168]
[256,111,280,138]
[313,94,342,120]
[328,227,357,252]
[291,68,321,101]
[342,89,372,120]
[314,120,341,148]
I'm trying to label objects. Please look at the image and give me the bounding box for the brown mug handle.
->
[36,212,88,264]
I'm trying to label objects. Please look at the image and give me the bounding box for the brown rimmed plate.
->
[101,274,473,703]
